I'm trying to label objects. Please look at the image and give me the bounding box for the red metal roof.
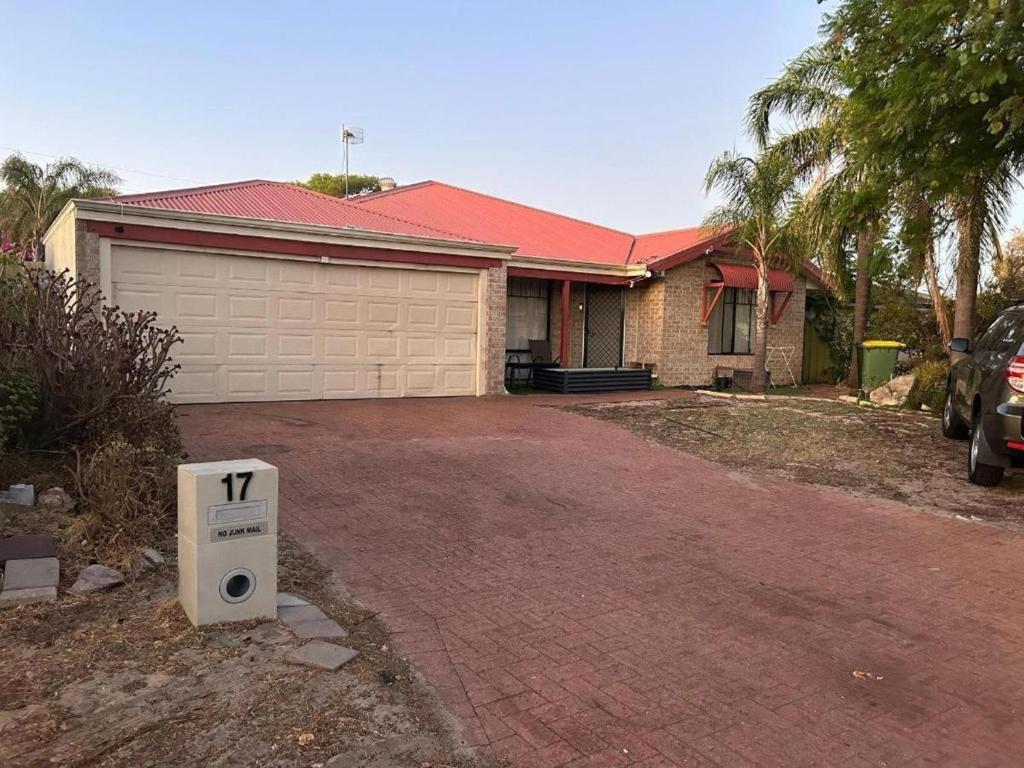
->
[355,181,637,265]
[107,179,828,287]
[710,262,795,293]
[629,227,708,264]
[107,180,477,243]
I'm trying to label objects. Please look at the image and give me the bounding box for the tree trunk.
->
[919,210,952,348]
[750,253,771,392]
[952,190,985,357]
[845,229,874,390]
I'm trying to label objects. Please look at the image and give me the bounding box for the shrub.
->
[0,266,184,555]
[0,364,40,450]
[905,359,949,413]
[0,268,183,448]
[70,438,179,565]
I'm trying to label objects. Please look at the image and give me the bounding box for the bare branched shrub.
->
[0,268,183,448]
[1,266,185,553]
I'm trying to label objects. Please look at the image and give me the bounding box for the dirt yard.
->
[0,513,486,768]
[572,394,1024,531]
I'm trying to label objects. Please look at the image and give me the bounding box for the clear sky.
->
[3,1,1019,237]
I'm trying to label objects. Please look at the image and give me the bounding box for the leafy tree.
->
[823,1,1024,348]
[703,150,805,392]
[295,172,383,198]
[0,155,119,260]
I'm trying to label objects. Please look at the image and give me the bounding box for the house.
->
[43,179,827,403]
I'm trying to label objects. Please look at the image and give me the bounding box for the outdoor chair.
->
[528,339,560,365]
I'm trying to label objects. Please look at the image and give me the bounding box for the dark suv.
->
[942,306,1024,486]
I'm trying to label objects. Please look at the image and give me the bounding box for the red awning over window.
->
[710,262,794,293]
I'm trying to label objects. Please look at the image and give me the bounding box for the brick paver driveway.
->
[180,396,1024,767]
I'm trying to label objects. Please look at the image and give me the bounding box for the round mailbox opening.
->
[219,567,256,603]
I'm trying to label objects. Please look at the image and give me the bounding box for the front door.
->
[584,285,624,367]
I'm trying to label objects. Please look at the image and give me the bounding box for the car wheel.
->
[968,423,1005,486]
[942,389,969,439]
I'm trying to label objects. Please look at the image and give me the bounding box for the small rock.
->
[286,640,359,671]
[838,395,860,405]
[70,564,125,594]
[139,548,164,569]
[36,487,74,514]
[868,373,915,407]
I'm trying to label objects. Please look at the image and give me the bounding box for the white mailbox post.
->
[178,459,278,626]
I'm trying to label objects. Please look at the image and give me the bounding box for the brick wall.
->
[624,281,664,370]
[482,264,508,394]
[656,258,806,387]
[74,220,101,286]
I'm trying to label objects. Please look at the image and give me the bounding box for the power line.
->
[0,145,204,185]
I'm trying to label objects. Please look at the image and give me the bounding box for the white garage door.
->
[110,245,480,403]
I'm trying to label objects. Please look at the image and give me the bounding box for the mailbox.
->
[177,459,278,626]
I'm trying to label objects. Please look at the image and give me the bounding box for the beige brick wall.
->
[482,264,508,394]
[624,281,664,369]
[656,258,806,387]
[75,220,101,287]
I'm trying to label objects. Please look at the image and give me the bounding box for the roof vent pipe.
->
[379,177,397,191]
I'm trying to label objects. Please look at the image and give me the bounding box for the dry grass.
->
[0,532,484,768]
[573,395,1024,530]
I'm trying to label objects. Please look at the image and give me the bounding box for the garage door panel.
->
[116,286,167,315]
[366,300,401,324]
[111,246,480,403]
[227,330,270,362]
[276,333,316,362]
[363,268,402,292]
[171,365,220,403]
[276,295,317,324]
[365,335,400,359]
[177,253,220,281]
[228,258,272,287]
[324,299,359,324]
[177,291,220,322]
[445,273,478,298]
[408,271,441,294]
[444,305,477,332]
[175,331,219,364]
[323,333,359,361]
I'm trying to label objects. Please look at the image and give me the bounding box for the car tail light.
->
[1007,357,1024,393]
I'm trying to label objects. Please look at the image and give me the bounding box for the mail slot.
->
[177,459,278,626]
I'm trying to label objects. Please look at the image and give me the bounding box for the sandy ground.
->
[572,394,1024,532]
[0,518,489,768]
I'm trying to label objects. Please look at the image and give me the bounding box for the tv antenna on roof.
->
[341,125,364,198]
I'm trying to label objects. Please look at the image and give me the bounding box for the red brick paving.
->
[180,395,1024,767]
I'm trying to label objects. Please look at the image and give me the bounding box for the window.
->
[506,277,550,351]
[708,288,754,355]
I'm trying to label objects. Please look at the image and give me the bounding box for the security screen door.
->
[583,285,624,367]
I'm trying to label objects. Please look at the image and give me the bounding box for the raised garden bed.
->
[533,366,653,393]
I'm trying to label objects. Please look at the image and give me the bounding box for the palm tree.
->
[703,150,805,392]
[0,154,119,260]
[949,166,1020,345]
[747,42,885,389]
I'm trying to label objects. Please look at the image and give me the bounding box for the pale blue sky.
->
[3,1,1020,238]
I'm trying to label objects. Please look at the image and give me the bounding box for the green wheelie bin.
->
[859,340,905,393]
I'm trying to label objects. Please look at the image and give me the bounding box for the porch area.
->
[504,272,653,393]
